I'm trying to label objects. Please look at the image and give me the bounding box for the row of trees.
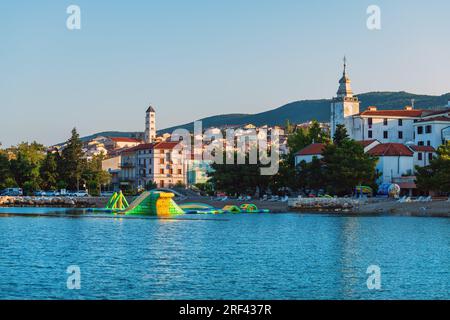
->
[0,129,110,195]
[208,122,380,197]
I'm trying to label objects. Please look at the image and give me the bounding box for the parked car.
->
[0,188,23,196]
[34,190,60,197]
[72,190,89,197]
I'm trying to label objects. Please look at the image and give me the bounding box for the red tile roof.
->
[367,143,414,157]
[154,141,180,150]
[356,140,378,148]
[422,108,450,117]
[409,145,436,152]
[121,143,155,153]
[359,109,424,118]
[109,137,142,143]
[296,143,326,156]
[416,116,450,123]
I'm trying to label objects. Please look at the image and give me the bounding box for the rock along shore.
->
[0,196,106,208]
[289,197,450,217]
[288,197,363,213]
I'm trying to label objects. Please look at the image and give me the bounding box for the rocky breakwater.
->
[288,197,365,213]
[0,196,106,208]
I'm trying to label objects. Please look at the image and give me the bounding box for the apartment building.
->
[118,142,186,189]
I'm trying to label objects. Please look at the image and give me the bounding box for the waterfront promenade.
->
[1,195,449,217]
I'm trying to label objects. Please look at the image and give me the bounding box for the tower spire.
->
[336,56,353,98]
[343,56,347,75]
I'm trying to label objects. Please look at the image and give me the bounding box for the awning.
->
[397,182,417,189]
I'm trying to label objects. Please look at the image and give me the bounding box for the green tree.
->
[81,154,111,196]
[333,124,350,146]
[308,121,330,145]
[293,126,379,196]
[60,128,85,190]
[145,181,157,190]
[9,142,45,194]
[0,151,15,189]
[284,119,295,135]
[297,156,325,191]
[208,151,270,196]
[416,142,450,194]
[321,139,379,196]
[194,182,215,196]
[270,120,330,193]
[39,152,59,190]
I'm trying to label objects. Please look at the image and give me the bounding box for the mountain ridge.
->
[157,91,450,134]
[75,91,450,143]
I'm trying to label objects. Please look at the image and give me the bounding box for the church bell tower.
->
[145,105,156,143]
[330,57,360,139]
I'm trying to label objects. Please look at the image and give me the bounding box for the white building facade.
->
[119,141,186,190]
[330,60,450,149]
[295,60,449,194]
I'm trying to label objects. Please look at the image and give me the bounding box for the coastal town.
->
[2,1,450,303]
[1,61,449,214]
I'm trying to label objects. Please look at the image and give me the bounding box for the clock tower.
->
[330,57,360,139]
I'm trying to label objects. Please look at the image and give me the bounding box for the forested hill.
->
[157,91,450,134]
[78,91,449,142]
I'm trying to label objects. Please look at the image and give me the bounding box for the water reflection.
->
[0,210,448,299]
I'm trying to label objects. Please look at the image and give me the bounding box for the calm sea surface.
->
[0,207,449,300]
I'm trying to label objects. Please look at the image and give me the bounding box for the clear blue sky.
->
[1,0,449,147]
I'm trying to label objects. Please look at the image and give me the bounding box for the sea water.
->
[0,208,449,299]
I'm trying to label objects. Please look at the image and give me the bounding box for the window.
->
[398,119,403,126]
[383,118,388,126]
[368,118,373,128]
[428,153,433,161]
[159,158,164,164]
[427,141,431,146]
[417,126,423,134]
[368,130,373,139]
[418,141,424,146]
[425,125,432,134]
[160,169,164,174]
[418,153,423,161]
[383,131,388,139]
[398,131,403,139]
[178,169,182,175]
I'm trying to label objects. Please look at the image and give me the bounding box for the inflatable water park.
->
[93,191,270,216]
